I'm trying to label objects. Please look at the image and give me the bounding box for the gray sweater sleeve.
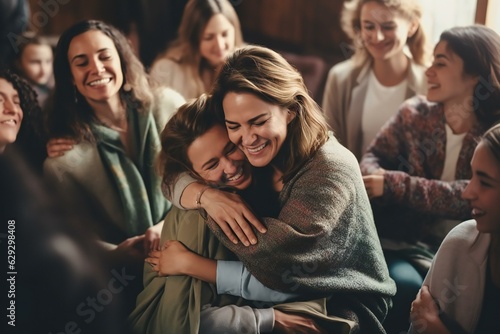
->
[165,172,198,209]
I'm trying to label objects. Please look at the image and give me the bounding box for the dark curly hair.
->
[0,69,40,120]
[0,69,43,137]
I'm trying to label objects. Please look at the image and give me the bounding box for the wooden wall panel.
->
[27,0,111,36]
[235,0,349,63]
[26,0,351,66]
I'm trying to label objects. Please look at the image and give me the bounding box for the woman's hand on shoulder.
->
[201,188,267,247]
[46,138,76,158]
[410,286,450,334]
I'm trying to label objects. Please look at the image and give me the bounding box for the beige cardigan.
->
[43,88,184,243]
[322,58,427,159]
[150,58,205,101]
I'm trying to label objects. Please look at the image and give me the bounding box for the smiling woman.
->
[360,24,500,333]
[322,0,429,160]
[43,20,184,314]
[149,0,244,100]
[0,74,24,153]
[409,123,500,334]
[0,69,44,172]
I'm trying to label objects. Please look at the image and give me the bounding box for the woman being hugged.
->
[43,20,183,311]
[149,0,244,100]
[322,0,428,159]
[169,45,396,333]
[409,123,500,334]
[132,95,341,334]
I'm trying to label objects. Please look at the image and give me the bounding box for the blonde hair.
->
[211,45,329,183]
[160,0,244,93]
[341,0,429,65]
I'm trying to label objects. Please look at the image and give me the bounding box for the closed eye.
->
[206,161,219,170]
[253,119,267,126]
[226,124,240,131]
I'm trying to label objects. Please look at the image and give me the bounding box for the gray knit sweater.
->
[206,136,396,333]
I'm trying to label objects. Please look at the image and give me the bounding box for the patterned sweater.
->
[360,96,485,247]
[206,136,396,334]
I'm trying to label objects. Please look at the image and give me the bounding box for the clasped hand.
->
[146,240,190,277]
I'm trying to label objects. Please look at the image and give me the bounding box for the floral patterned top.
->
[360,95,486,247]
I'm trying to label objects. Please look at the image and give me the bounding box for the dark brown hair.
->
[49,20,152,140]
[439,25,500,128]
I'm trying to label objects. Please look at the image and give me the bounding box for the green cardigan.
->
[43,89,183,243]
[205,136,396,333]
[129,207,356,334]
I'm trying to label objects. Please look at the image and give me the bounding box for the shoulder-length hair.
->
[160,0,244,91]
[211,45,329,183]
[158,94,217,197]
[341,0,429,66]
[439,25,500,128]
[49,20,153,140]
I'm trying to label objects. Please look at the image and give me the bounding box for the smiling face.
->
[67,30,123,106]
[20,44,53,85]
[187,124,252,189]
[223,92,294,168]
[199,14,236,67]
[462,141,500,234]
[0,78,23,153]
[360,1,417,62]
[426,41,478,108]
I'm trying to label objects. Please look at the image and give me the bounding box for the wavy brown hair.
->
[211,45,329,183]
[158,94,217,197]
[48,20,153,140]
[341,0,429,66]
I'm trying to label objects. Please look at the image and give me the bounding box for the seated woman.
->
[43,20,183,312]
[360,25,500,331]
[130,94,347,334]
[149,0,244,100]
[409,123,500,334]
[161,45,395,333]
[322,0,429,160]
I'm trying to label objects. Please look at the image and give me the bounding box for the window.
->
[420,0,478,44]
[485,0,500,34]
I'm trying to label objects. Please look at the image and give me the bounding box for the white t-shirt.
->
[440,124,467,182]
[361,70,408,154]
[430,124,467,241]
